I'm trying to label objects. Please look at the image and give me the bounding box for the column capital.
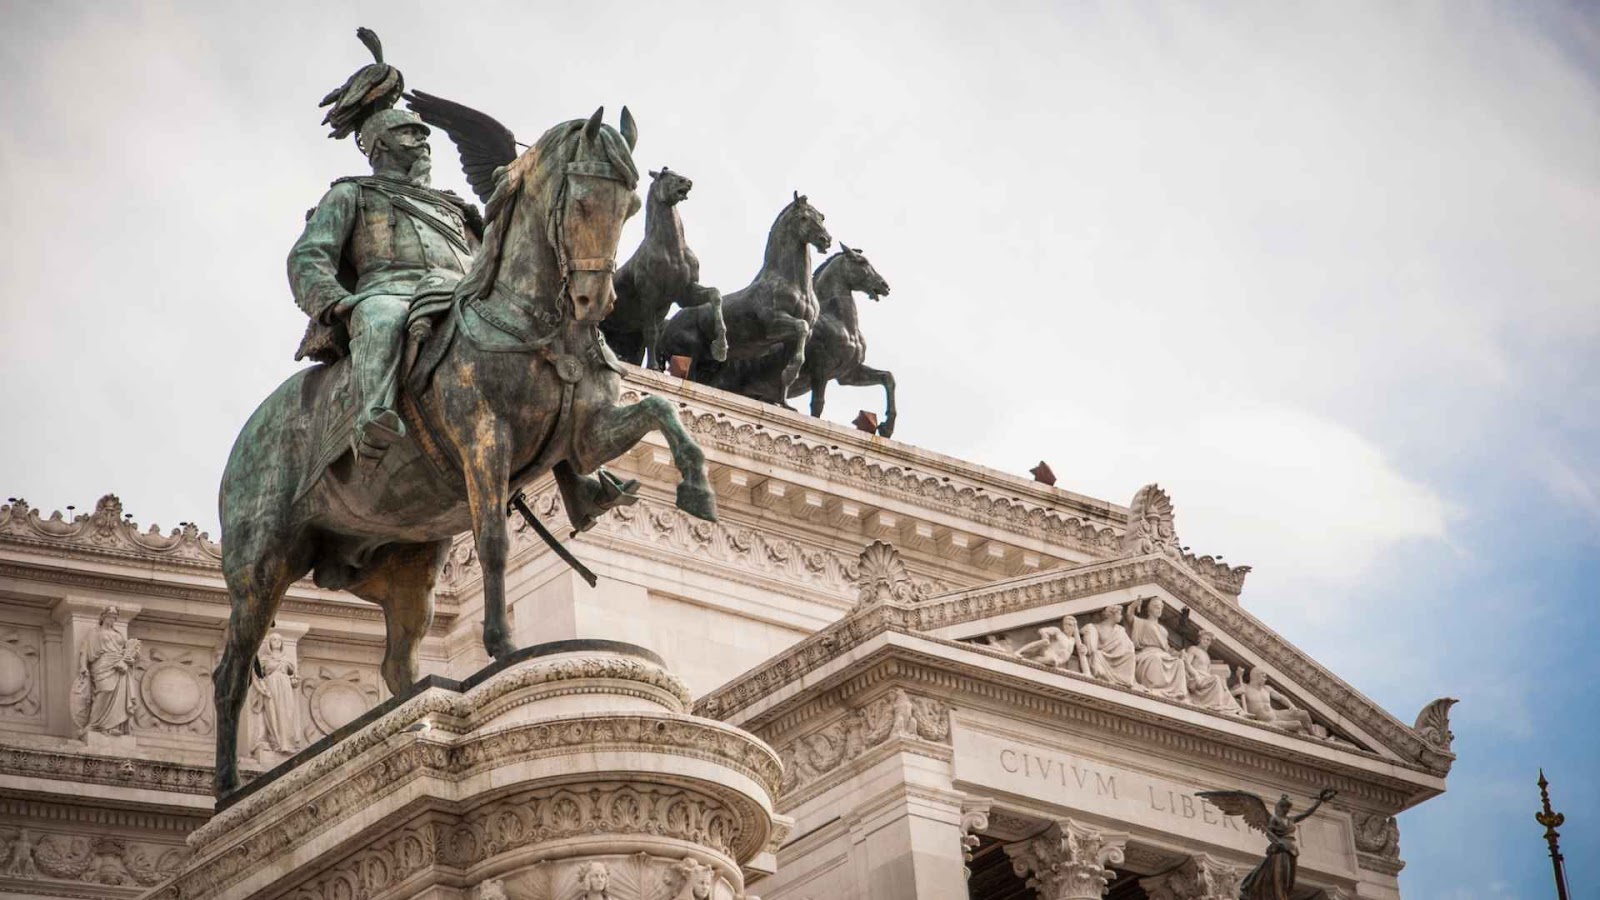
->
[1005,818,1127,900]
[1139,853,1243,900]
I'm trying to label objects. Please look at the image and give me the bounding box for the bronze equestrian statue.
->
[600,166,726,370]
[659,192,831,404]
[214,49,715,794]
[785,245,897,437]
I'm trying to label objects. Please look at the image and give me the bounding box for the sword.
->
[507,490,598,588]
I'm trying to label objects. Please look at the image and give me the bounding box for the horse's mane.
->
[457,117,639,302]
[812,251,843,283]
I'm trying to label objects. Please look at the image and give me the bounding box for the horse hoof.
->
[877,422,896,439]
[485,636,517,660]
[676,482,718,522]
[711,339,729,362]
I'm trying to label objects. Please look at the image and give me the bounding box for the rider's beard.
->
[405,152,432,186]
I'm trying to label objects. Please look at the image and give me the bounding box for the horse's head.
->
[781,191,832,254]
[648,166,694,206]
[834,244,891,301]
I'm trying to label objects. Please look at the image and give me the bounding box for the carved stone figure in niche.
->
[1197,788,1337,900]
[1081,604,1137,687]
[1015,616,1083,672]
[668,856,715,900]
[1182,631,1242,714]
[890,687,918,737]
[249,633,303,756]
[1130,597,1189,699]
[575,860,612,899]
[72,607,141,736]
[4,829,38,877]
[1233,668,1314,734]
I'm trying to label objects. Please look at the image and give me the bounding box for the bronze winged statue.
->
[214,42,715,795]
[1196,788,1337,899]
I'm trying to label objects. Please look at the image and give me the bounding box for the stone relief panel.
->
[0,828,188,887]
[965,598,1364,750]
[473,852,734,900]
[0,624,42,723]
[298,663,382,743]
[130,642,215,738]
[276,787,744,900]
[776,688,950,795]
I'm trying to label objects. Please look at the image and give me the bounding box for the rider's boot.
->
[350,297,409,467]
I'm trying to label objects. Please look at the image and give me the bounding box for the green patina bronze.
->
[212,33,715,797]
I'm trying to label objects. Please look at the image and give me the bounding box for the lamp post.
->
[1535,769,1571,900]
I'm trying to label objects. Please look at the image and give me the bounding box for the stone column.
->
[1139,853,1243,900]
[1005,818,1127,900]
[846,785,971,900]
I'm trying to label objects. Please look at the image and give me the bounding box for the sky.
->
[1,1,1596,896]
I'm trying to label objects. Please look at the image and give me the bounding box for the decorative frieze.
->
[774,688,951,795]
[1005,818,1127,900]
[1,831,188,887]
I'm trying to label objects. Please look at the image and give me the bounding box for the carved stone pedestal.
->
[143,642,786,900]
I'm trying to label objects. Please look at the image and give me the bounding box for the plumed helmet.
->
[357,107,429,159]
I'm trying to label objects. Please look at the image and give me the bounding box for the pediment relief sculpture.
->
[963,598,1369,750]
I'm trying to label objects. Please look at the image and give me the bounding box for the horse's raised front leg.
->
[768,312,812,403]
[460,425,516,659]
[839,363,897,438]
[575,396,717,522]
[684,285,727,362]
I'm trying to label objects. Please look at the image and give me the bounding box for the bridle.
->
[546,158,633,317]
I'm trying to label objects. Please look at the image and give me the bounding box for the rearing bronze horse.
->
[213,108,716,795]
[660,192,831,403]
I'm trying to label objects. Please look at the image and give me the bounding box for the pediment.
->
[913,551,1455,775]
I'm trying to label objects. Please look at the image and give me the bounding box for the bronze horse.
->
[213,109,716,795]
[601,166,726,370]
[659,192,831,403]
[788,245,897,437]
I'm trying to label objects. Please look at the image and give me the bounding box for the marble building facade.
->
[0,368,1449,899]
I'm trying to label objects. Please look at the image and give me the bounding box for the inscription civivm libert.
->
[996,746,1244,834]
[951,725,1347,870]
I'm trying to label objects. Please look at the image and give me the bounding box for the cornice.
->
[0,743,216,798]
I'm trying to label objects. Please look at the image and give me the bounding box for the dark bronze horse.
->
[788,245,897,437]
[660,192,831,403]
[601,167,726,370]
[213,109,716,795]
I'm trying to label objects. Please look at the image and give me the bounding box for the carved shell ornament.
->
[1413,697,1457,752]
[1123,483,1179,557]
[854,540,916,606]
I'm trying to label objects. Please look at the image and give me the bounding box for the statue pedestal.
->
[146,641,787,900]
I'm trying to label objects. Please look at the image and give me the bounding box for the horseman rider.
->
[288,107,480,464]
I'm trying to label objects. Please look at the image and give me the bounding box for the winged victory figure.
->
[1195,787,1337,900]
